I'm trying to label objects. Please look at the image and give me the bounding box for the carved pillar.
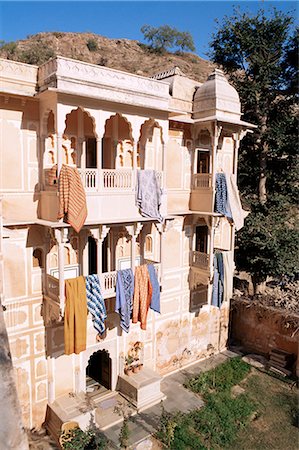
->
[126,223,143,272]
[55,228,68,317]
[56,133,63,177]
[96,138,102,190]
[90,226,110,274]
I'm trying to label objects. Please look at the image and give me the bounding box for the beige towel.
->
[225,174,249,231]
[64,276,88,355]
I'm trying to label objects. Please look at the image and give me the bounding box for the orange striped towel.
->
[58,164,87,233]
[132,265,152,330]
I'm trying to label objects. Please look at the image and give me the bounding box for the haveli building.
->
[0,56,255,437]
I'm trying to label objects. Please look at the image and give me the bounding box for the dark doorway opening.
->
[88,236,97,275]
[196,225,208,254]
[86,349,112,392]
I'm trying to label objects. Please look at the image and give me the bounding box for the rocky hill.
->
[0,32,214,82]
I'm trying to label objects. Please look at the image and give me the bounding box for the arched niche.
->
[138,119,164,170]
[102,113,133,169]
[86,349,112,391]
[64,108,97,168]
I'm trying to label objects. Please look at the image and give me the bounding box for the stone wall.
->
[230,299,298,365]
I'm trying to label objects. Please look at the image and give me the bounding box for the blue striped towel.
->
[85,274,107,335]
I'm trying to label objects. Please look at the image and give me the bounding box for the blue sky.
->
[0,1,297,58]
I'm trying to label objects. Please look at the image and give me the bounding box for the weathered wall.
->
[230,300,298,362]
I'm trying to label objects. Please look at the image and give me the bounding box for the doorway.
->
[88,236,97,275]
[86,349,112,393]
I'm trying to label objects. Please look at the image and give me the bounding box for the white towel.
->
[225,174,249,231]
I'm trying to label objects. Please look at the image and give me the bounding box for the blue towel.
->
[212,253,224,308]
[214,173,232,219]
[85,274,107,335]
[115,269,134,333]
[147,264,160,313]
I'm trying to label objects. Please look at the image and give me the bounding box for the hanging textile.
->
[136,170,163,223]
[225,173,249,231]
[57,164,87,233]
[212,253,224,308]
[85,274,107,335]
[115,268,134,333]
[222,251,234,303]
[64,276,88,355]
[147,264,160,314]
[133,265,153,330]
[214,173,232,219]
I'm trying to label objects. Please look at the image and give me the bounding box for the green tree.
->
[209,9,299,292]
[141,24,195,53]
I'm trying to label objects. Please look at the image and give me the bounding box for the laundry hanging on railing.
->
[136,170,163,223]
[147,264,161,314]
[115,268,134,333]
[57,164,88,233]
[133,264,153,330]
[214,173,232,219]
[85,274,107,336]
[212,253,224,308]
[64,276,88,355]
[224,174,249,231]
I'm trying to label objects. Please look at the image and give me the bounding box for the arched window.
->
[145,235,153,254]
[33,248,44,269]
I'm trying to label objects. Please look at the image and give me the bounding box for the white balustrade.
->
[102,169,133,190]
[192,174,212,190]
[78,168,98,191]
[100,271,117,298]
[192,251,209,269]
[46,274,59,301]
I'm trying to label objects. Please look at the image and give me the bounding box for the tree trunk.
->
[258,116,268,204]
[0,304,29,450]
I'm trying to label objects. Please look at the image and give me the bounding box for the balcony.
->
[189,173,214,213]
[43,263,161,325]
[191,251,209,270]
[190,251,210,290]
[39,169,166,223]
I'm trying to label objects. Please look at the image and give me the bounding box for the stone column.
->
[96,137,102,191]
[126,223,143,272]
[56,133,63,177]
[55,228,68,317]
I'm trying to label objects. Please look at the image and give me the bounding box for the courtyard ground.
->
[28,350,298,449]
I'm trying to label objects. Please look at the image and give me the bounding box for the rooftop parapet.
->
[38,56,170,110]
[0,58,38,96]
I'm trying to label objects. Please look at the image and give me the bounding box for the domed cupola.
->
[193,69,241,121]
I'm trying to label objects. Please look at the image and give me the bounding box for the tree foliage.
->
[209,9,299,289]
[141,24,195,53]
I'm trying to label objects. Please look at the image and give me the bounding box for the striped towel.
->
[115,269,134,333]
[58,164,87,233]
[85,274,107,335]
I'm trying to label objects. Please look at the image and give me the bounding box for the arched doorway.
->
[88,236,97,275]
[86,349,112,392]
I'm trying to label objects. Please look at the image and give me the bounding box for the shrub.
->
[87,38,98,52]
[0,41,17,58]
[184,357,250,394]
[119,418,130,449]
[20,40,54,65]
[60,426,108,450]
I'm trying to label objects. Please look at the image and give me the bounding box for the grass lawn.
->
[156,357,298,450]
[229,369,298,450]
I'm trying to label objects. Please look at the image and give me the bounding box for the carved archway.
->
[138,118,164,170]
[86,349,112,391]
[102,113,134,169]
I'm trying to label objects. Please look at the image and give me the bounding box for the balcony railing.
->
[45,263,161,303]
[102,169,133,190]
[192,174,212,190]
[44,168,162,192]
[78,168,98,191]
[191,251,209,270]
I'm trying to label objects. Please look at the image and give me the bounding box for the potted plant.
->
[124,355,134,376]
